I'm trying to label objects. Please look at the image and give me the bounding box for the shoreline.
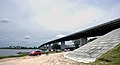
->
[0,52,78,65]
[0,48,38,50]
[0,50,62,59]
[0,49,34,58]
[0,54,28,59]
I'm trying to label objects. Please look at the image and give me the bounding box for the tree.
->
[52,43,61,50]
[73,40,80,49]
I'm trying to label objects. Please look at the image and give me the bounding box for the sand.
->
[0,52,78,65]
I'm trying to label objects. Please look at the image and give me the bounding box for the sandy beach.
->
[0,52,78,65]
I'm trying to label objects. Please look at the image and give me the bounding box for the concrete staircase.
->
[64,28,120,63]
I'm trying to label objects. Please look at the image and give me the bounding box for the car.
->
[29,51,41,56]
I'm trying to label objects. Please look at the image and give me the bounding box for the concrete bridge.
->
[38,18,120,51]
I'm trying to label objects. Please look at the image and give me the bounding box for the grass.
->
[89,43,120,65]
[0,53,28,59]
[75,43,120,65]
[0,50,62,59]
[42,50,63,54]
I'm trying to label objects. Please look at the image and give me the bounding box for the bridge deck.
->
[38,18,120,48]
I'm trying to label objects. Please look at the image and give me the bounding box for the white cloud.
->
[24,35,31,39]
[29,0,104,31]
[56,34,66,38]
[0,0,120,47]
[0,0,120,34]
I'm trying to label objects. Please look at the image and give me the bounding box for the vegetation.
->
[75,43,120,65]
[0,53,28,59]
[0,49,62,59]
[52,43,61,50]
[89,43,120,65]
[0,46,38,49]
[1,42,119,65]
[42,50,63,54]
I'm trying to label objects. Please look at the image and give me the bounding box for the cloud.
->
[56,34,66,38]
[0,0,120,35]
[0,20,9,23]
[0,0,120,47]
[30,0,104,32]
[24,35,31,39]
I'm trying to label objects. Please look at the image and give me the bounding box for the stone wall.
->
[64,28,120,63]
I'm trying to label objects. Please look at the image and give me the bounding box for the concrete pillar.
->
[44,45,47,50]
[40,46,44,50]
[48,44,52,51]
[73,37,87,48]
[79,37,87,46]
[43,46,45,49]
[73,39,80,48]
[61,41,65,50]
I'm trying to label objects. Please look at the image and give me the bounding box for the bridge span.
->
[38,18,120,51]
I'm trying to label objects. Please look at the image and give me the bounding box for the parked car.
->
[29,51,41,56]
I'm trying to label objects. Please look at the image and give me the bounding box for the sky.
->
[0,0,120,47]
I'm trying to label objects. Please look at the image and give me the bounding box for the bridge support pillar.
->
[48,44,52,51]
[39,46,44,50]
[79,37,87,46]
[73,37,87,48]
[61,41,65,50]
[73,39,80,48]
[44,45,47,50]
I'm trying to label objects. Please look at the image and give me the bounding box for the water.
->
[0,49,38,56]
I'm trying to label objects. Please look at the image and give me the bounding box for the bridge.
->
[38,18,120,51]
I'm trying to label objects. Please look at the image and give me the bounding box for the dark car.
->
[29,51,41,56]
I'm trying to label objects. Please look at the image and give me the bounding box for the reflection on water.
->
[0,49,38,56]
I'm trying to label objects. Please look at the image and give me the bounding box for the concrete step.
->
[64,28,120,63]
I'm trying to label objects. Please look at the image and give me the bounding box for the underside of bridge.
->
[38,18,120,49]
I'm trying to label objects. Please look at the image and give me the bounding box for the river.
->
[0,49,38,56]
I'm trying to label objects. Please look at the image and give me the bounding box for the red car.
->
[29,51,41,56]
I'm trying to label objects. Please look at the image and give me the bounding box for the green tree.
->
[52,43,61,50]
